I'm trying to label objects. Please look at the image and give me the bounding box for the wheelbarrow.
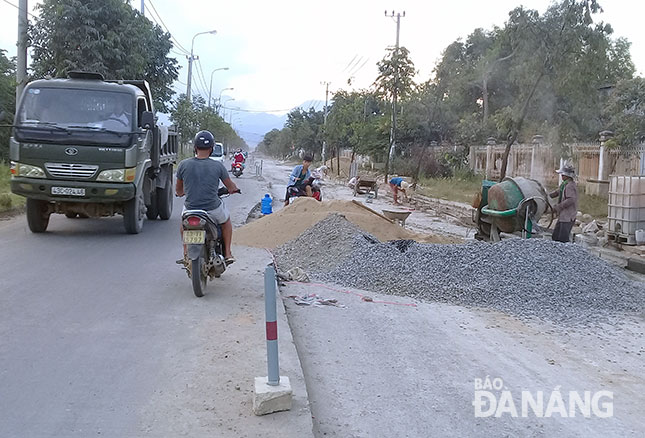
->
[382,209,412,227]
[353,176,378,199]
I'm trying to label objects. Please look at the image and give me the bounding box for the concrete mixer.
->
[473,177,553,242]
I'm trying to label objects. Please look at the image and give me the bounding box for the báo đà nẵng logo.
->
[473,377,613,418]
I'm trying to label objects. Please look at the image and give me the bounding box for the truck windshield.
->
[211,144,223,156]
[15,87,135,146]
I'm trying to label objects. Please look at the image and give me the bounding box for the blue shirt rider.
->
[285,154,313,206]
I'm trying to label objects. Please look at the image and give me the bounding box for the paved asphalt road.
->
[0,166,312,437]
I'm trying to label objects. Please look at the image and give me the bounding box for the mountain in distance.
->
[234,99,326,149]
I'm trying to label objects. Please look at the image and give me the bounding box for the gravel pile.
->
[274,215,645,323]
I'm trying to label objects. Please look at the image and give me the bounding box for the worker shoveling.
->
[273,213,644,325]
[234,197,459,249]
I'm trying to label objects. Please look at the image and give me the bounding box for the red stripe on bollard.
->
[266,321,278,341]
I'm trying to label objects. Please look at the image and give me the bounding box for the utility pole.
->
[186,30,217,101]
[321,81,330,165]
[186,53,197,102]
[141,0,144,14]
[15,0,28,110]
[384,10,405,184]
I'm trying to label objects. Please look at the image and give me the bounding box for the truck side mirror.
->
[141,111,154,129]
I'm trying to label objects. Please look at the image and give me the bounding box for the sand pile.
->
[234,197,457,248]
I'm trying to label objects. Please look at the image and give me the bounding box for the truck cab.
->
[10,72,177,234]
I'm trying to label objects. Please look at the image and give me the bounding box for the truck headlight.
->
[11,161,45,178]
[97,168,136,182]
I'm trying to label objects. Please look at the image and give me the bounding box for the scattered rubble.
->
[274,214,645,324]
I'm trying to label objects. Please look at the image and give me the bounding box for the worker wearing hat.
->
[389,176,410,205]
[549,164,578,242]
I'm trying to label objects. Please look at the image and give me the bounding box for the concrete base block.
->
[585,179,609,198]
[253,376,292,416]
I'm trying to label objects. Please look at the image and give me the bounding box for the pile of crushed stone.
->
[234,197,458,249]
[274,214,645,324]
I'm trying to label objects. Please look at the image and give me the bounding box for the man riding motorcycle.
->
[232,148,245,171]
[176,130,240,265]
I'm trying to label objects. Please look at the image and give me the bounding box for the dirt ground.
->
[243,154,645,438]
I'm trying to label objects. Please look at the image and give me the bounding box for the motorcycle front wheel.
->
[191,256,207,297]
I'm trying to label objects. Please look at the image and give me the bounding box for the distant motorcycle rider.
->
[232,149,245,170]
[176,130,239,264]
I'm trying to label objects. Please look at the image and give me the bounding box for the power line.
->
[144,0,190,55]
[349,57,370,77]
[342,55,358,73]
[1,0,36,18]
[195,58,210,98]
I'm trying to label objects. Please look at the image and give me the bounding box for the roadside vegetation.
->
[0,163,24,213]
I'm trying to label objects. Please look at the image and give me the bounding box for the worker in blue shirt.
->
[389,176,410,205]
[285,154,313,206]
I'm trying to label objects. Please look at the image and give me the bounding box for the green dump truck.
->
[10,71,177,234]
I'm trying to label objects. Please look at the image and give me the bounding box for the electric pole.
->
[15,0,28,110]
[321,81,330,165]
[384,10,405,184]
[141,0,144,14]
[186,53,197,101]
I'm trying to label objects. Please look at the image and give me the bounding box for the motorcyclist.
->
[232,148,245,171]
[284,153,313,206]
[176,130,240,265]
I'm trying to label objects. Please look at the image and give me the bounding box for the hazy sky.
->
[1,0,644,120]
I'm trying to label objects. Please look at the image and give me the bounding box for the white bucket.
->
[636,229,645,245]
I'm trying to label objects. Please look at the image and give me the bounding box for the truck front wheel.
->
[26,198,50,233]
[123,190,145,234]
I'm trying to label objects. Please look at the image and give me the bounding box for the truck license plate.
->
[183,230,205,244]
[51,186,85,196]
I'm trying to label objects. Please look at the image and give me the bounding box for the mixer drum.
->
[486,177,549,233]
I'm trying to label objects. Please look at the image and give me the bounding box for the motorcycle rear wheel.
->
[191,257,207,297]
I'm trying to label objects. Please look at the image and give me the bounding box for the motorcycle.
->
[231,162,244,178]
[180,186,239,297]
[285,177,323,205]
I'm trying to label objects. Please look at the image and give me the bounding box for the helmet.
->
[400,181,410,192]
[194,130,215,149]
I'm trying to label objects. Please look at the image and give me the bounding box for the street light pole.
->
[217,87,234,115]
[208,67,230,109]
[186,29,217,101]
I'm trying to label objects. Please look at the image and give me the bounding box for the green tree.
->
[285,107,324,157]
[0,49,16,160]
[603,77,645,147]
[30,0,178,111]
[494,0,634,179]
[170,94,246,152]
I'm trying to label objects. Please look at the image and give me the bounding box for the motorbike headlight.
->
[97,167,136,182]
[12,162,45,178]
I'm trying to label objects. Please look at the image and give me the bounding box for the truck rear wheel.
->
[26,198,50,233]
[157,168,173,220]
[146,190,159,220]
[123,190,145,234]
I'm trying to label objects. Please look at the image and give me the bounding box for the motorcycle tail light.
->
[187,216,201,227]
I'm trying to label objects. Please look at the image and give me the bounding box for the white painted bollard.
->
[253,264,292,415]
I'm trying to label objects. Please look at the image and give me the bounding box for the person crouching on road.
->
[284,154,313,206]
[389,176,410,205]
[549,164,578,243]
[175,130,240,265]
